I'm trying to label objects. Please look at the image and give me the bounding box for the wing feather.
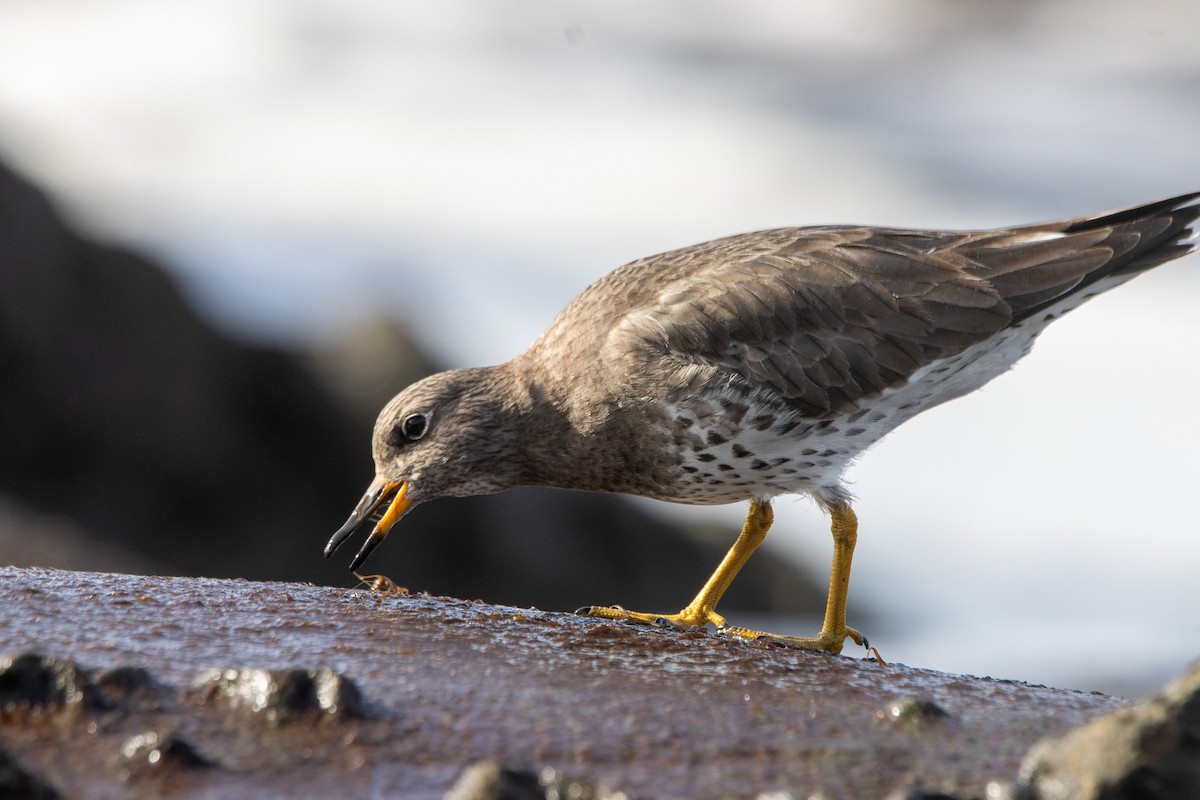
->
[570,194,1200,419]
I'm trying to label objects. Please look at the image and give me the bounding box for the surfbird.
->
[326,192,1199,654]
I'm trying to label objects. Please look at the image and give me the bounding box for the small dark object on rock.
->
[445,762,544,800]
[0,749,62,800]
[353,571,406,598]
[94,666,165,709]
[882,789,965,800]
[446,761,641,800]
[882,697,952,726]
[119,731,212,774]
[1015,660,1200,799]
[195,667,364,723]
[0,653,106,714]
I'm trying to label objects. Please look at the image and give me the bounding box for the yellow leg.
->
[581,500,867,656]
[723,503,864,654]
[580,500,773,630]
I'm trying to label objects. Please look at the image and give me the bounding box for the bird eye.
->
[401,413,428,441]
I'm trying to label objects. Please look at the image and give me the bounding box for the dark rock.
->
[0,653,105,714]
[0,160,369,585]
[0,493,166,575]
[0,749,62,800]
[446,762,641,800]
[194,667,364,723]
[94,665,167,710]
[1015,660,1200,800]
[882,790,966,800]
[118,731,212,772]
[445,762,545,800]
[0,159,825,619]
[537,766,645,800]
[882,697,953,726]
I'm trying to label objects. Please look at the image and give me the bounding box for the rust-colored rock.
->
[0,566,1132,799]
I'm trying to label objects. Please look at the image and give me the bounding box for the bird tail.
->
[1062,191,1200,277]
[961,192,1200,325]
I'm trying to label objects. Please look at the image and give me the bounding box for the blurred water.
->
[0,0,1197,695]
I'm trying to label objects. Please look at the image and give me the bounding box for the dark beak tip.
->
[325,478,406,570]
[324,508,369,559]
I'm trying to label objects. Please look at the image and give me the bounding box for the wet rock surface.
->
[0,566,1136,799]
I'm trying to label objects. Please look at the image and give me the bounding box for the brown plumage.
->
[326,192,1199,654]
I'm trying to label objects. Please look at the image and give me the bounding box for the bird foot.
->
[576,604,727,631]
[719,624,867,656]
[577,607,884,663]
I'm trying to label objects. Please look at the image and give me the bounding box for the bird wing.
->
[610,227,1011,417]
[609,193,1199,418]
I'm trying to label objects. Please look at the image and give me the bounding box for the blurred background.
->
[0,0,1197,696]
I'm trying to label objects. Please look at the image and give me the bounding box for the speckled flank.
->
[656,265,1153,507]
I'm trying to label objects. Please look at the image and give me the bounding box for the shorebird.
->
[326,192,1199,654]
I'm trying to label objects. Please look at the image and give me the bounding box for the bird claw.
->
[718,624,876,659]
[577,604,714,631]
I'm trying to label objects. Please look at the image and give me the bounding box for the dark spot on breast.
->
[676,417,695,428]
[731,443,753,459]
[718,464,735,472]
[751,459,770,470]
[845,408,869,422]
[696,453,717,462]
[781,468,797,475]
[682,466,698,474]
[707,430,729,446]
[799,461,816,468]
[775,420,801,435]
[846,428,865,436]
[752,415,774,431]
[820,449,837,457]
[801,449,818,456]
[868,411,888,423]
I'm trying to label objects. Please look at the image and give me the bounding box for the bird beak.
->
[324,475,414,571]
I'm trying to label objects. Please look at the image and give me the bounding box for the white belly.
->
[657,272,1136,507]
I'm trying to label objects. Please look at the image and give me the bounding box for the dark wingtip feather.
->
[1064,191,1200,234]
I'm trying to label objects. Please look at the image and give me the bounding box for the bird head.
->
[324,366,519,572]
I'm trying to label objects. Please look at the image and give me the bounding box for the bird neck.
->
[495,356,674,495]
